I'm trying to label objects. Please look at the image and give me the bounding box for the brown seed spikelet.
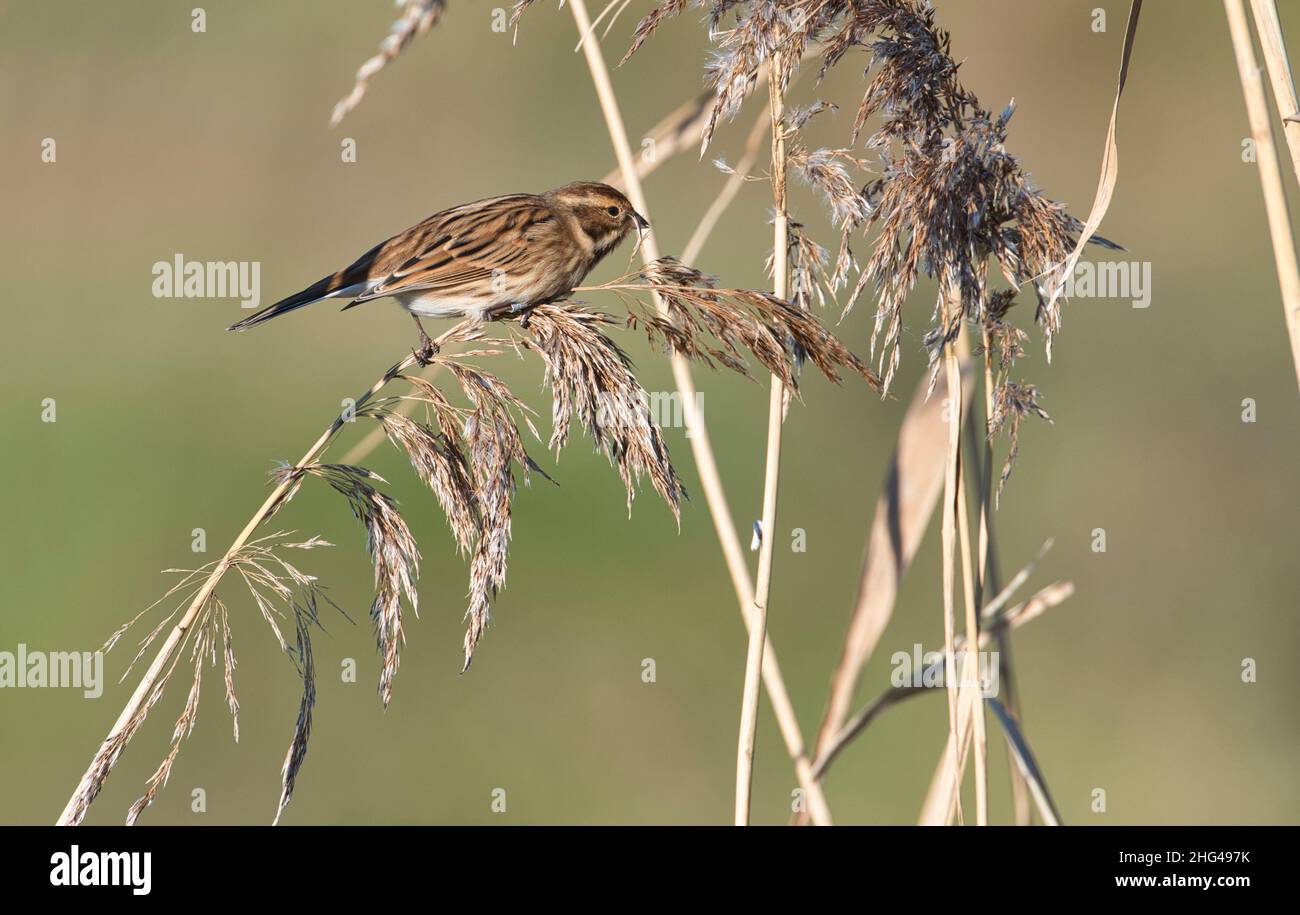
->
[613,257,881,392]
[295,463,419,708]
[520,303,686,520]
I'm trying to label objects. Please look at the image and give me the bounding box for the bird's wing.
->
[347,194,560,304]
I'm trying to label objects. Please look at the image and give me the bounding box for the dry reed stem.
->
[917,579,1070,826]
[340,363,444,465]
[1226,0,1300,397]
[920,685,1064,826]
[967,336,1030,824]
[938,293,965,823]
[952,330,987,824]
[795,352,973,827]
[596,55,817,193]
[1249,0,1300,184]
[601,90,713,187]
[682,108,770,264]
[56,322,472,826]
[918,669,977,826]
[330,0,446,127]
[734,53,788,827]
[573,0,635,53]
[565,0,832,825]
[954,434,987,825]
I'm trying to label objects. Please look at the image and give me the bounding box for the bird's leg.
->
[411,314,439,366]
[507,301,541,329]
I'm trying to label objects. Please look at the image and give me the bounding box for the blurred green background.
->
[2,0,1297,825]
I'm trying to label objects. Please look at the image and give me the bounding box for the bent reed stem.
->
[57,322,471,826]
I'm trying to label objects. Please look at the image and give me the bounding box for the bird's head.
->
[546,181,650,259]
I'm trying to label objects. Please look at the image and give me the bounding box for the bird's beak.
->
[628,210,650,262]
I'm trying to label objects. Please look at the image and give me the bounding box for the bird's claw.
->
[414,334,440,367]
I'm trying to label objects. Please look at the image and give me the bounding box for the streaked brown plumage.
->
[228,181,648,359]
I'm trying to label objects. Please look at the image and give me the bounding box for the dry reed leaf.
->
[987,697,1062,826]
[811,358,973,766]
[1040,0,1142,345]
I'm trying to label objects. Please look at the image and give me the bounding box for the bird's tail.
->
[226,275,359,332]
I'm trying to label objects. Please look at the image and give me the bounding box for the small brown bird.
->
[228,181,649,360]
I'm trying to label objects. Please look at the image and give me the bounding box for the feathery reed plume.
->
[509,0,543,41]
[99,532,340,825]
[292,462,420,707]
[595,257,882,391]
[363,381,478,557]
[275,603,317,825]
[448,361,543,670]
[520,303,686,518]
[974,288,1050,505]
[987,381,1051,505]
[125,615,208,827]
[331,0,447,127]
[616,2,1114,393]
[57,323,475,826]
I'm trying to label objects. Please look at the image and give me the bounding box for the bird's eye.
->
[606,206,620,217]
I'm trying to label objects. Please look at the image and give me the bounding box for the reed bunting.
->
[228,181,649,361]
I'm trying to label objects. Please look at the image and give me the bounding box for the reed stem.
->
[735,54,789,826]
[1225,0,1300,397]
[565,0,831,825]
